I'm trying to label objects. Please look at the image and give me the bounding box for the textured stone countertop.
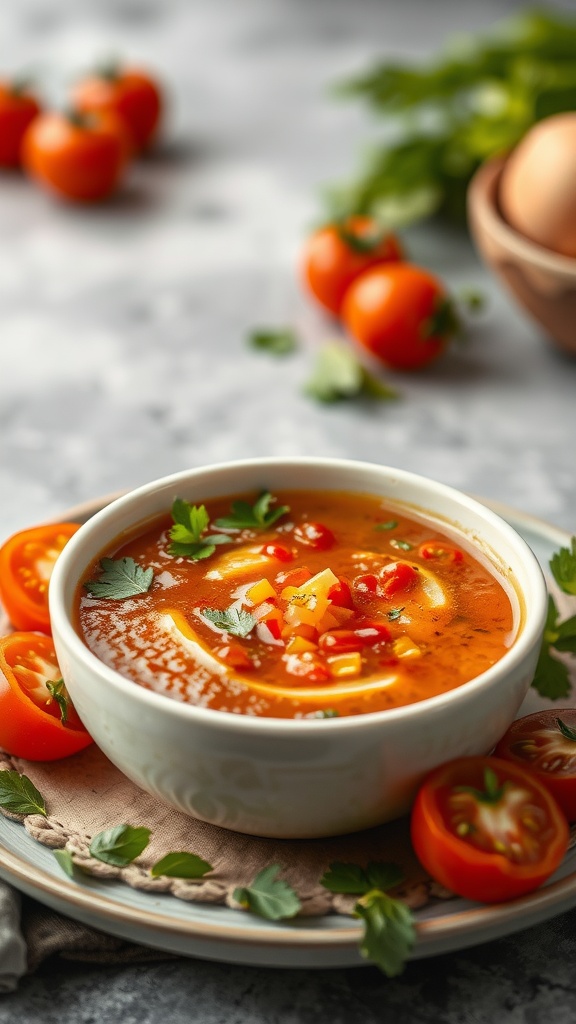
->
[2,0,576,1020]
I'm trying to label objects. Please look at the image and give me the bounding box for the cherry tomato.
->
[260,543,293,563]
[495,710,576,822]
[0,522,80,633]
[418,541,464,564]
[72,66,163,153]
[293,522,335,551]
[301,216,403,317]
[342,262,458,371]
[411,756,569,904]
[0,632,93,760]
[22,111,130,202]
[378,561,419,598]
[0,80,41,167]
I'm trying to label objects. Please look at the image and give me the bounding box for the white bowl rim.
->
[468,156,576,278]
[49,456,548,737]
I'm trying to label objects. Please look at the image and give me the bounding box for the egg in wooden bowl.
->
[49,457,547,838]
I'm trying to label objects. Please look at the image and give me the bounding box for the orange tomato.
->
[301,217,403,317]
[0,80,41,167]
[342,262,458,371]
[22,110,130,202]
[72,66,163,153]
[0,522,80,633]
[0,632,92,760]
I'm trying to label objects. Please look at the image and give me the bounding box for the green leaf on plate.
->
[151,852,213,879]
[233,865,301,921]
[89,825,151,867]
[0,772,47,817]
[355,889,416,978]
[53,849,76,878]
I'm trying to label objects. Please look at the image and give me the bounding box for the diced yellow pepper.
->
[327,652,362,678]
[282,568,340,628]
[246,579,277,605]
[286,636,318,654]
[393,636,421,659]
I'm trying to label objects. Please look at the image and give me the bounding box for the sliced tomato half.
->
[0,522,80,633]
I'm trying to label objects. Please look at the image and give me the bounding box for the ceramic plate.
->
[0,495,575,968]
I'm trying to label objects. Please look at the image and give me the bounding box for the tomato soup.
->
[75,489,518,719]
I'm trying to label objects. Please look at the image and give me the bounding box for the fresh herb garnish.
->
[53,849,76,878]
[375,520,398,531]
[532,595,575,700]
[169,499,231,560]
[84,557,154,600]
[201,605,256,638]
[45,678,69,724]
[233,865,301,921]
[214,491,289,531]
[248,328,298,356]
[151,852,213,879]
[326,9,576,228]
[387,607,404,621]
[550,538,576,596]
[89,825,151,867]
[304,340,399,404]
[0,771,47,817]
[321,861,415,977]
[390,539,412,551]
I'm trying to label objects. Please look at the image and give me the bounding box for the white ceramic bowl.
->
[49,457,548,839]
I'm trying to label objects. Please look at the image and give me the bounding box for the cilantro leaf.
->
[375,520,398,531]
[321,861,403,896]
[0,771,47,817]
[214,492,289,531]
[304,341,399,404]
[233,865,301,921]
[45,678,69,724]
[53,849,76,878]
[169,499,230,560]
[355,890,416,978]
[201,606,255,638]
[151,852,213,879]
[531,595,572,700]
[249,328,298,356]
[89,825,151,867]
[550,538,576,595]
[84,557,154,600]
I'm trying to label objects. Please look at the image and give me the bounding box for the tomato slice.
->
[0,632,93,761]
[0,522,80,633]
[378,561,419,597]
[410,756,569,903]
[495,710,576,822]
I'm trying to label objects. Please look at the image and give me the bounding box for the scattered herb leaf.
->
[304,341,399,404]
[321,861,403,896]
[45,678,69,724]
[550,538,576,596]
[53,849,76,878]
[390,539,412,551]
[532,595,572,700]
[387,607,404,621]
[375,520,398,531]
[233,864,301,921]
[169,499,231,560]
[201,605,256,638]
[355,889,416,978]
[249,328,298,356]
[214,491,289,531]
[0,771,47,817]
[84,557,154,600]
[89,825,151,867]
[151,852,213,879]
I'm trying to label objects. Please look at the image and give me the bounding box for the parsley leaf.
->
[321,861,404,895]
[233,865,301,921]
[355,890,416,978]
[169,499,230,560]
[201,605,255,638]
[249,328,298,356]
[214,491,289,531]
[550,538,576,595]
[0,771,47,817]
[89,825,151,867]
[532,595,572,700]
[375,520,398,531]
[84,557,154,600]
[304,341,399,404]
[53,849,76,878]
[151,852,213,879]
[45,678,69,724]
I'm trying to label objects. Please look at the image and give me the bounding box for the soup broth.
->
[76,489,517,719]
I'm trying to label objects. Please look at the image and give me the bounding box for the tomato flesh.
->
[0,632,92,761]
[293,522,335,551]
[410,756,569,903]
[495,710,576,822]
[0,522,80,633]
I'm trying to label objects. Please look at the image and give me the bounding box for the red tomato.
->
[0,80,41,167]
[378,561,419,597]
[411,756,569,904]
[0,632,93,760]
[342,262,458,371]
[495,710,576,822]
[293,522,335,551]
[72,66,163,153]
[22,111,130,202]
[0,522,80,633]
[418,541,464,564]
[260,543,293,563]
[301,217,403,317]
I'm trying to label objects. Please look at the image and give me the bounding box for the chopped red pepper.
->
[418,541,464,564]
[293,522,335,550]
[260,543,294,563]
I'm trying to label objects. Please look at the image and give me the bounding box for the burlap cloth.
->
[0,744,453,981]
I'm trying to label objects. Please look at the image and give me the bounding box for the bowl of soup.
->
[49,457,548,838]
